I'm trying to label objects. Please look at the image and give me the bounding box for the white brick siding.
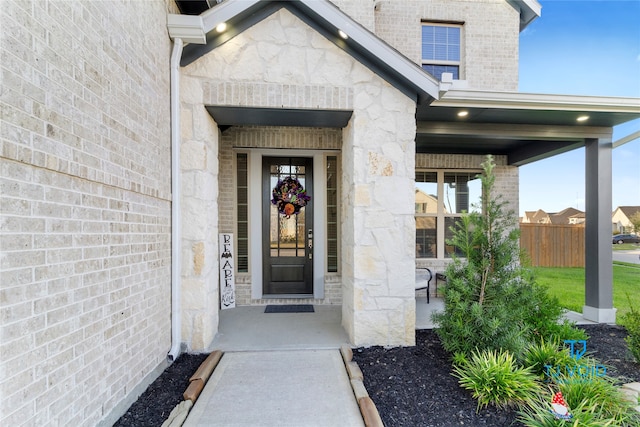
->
[0,1,173,425]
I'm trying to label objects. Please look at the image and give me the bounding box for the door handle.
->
[308,229,313,249]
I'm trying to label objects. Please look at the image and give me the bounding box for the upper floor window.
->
[421,23,461,80]
[416,170,481,259]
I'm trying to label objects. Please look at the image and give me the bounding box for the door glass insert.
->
[269,165,307,258]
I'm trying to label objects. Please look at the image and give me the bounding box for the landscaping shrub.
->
[523,281,588,343]
[557,376,638,423]
[523,338,579,379]
[621,297,640,364]
[452,348,541,410]
[518,397,620,427]
[432,155,583,358]
[520,372,640,426]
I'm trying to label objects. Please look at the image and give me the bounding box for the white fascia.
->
[200,0,261,33]
[167,14,206,44]
[168,0,261,44]
[507,0,542,31]
[613,130,640,148]
[435,90,640,114]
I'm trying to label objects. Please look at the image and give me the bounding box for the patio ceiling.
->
[416,90,640,166]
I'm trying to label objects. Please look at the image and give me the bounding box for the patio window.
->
[421,23,461,80]
[326,156,339,273]
[415,170,481,259]
[236,153,248,272]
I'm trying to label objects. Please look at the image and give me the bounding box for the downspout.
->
[168,37,184,362]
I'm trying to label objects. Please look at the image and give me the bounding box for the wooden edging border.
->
[161,350,224,427]
[340,344,385,427]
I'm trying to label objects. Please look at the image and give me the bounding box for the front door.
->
[262,157,313,296]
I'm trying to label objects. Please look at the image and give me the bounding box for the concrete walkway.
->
[182,349,364,427]
[180,296,606,426]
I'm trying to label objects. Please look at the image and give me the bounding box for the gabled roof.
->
[614,206,640,219]
[549,207,584,224]
[168,0,441,104]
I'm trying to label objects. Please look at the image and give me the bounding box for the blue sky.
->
[518,0,640,216]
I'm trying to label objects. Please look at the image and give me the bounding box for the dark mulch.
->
[353,324,640,427]
[116,324,638,427]
[113,353,208,427]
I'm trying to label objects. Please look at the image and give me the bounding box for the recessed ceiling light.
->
[576,115,589,122]
[216,22,227,33]
[457,111,469,117]
[338,30,348,40]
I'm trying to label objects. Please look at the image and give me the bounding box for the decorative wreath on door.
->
[271,176,311,217]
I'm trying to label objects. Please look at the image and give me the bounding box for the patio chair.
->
[415,267,433,304]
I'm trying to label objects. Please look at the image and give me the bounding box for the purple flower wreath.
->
[271,176,310,217]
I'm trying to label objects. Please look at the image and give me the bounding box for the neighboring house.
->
[549,207,584,225]
[522,207,584,225]
[2,1,639,425]
[522,209,552,224]
[569,212,586,225]
[612,206,640,233]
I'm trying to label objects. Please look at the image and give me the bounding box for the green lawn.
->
[612,243,640,251]
[534,263,640,327]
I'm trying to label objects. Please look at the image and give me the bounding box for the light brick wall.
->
[373,0,520,91]
[1,1,173,425]
[331,0,375,31]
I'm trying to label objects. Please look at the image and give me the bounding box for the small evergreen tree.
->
[432,155,577,357]
[628,211,640,234]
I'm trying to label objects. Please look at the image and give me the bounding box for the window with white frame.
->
[421,23,461,80]
[415,170,481,258]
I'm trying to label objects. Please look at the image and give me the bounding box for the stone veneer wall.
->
[373,0,520,91]
[218,126,343,306]
[181,7,417,347]
[1,1,174,426]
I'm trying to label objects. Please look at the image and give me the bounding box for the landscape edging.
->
[341,344,385,427]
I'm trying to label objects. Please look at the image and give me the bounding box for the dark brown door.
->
[262,157,313,295]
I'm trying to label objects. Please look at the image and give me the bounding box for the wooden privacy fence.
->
[520,223,585,267]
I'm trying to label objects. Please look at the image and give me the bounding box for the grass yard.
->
[534,262,640,327]
[612,243,640,251]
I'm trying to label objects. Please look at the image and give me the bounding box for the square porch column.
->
[583,137,616,323]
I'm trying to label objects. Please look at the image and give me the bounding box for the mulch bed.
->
[353,324,639,427]
[113,353,208,427]
[116,324,638,427]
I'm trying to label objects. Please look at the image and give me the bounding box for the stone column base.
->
[582,305,617,324]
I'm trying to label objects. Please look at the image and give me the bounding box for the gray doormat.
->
[264,304,315,313]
